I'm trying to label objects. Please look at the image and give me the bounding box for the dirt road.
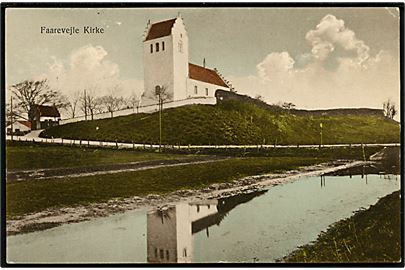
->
[7,156,230,182]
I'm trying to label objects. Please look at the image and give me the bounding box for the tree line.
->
[6,79,142,124]
[6,78,398,126]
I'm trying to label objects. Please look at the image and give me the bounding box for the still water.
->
[7,171,400,263]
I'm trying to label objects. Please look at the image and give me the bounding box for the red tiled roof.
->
[17,120,32,129]
[145,18,176,41]
[36,105,60,117]
[188,63,229,88]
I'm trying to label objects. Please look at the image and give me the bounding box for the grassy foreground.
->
[6,156,326,218]
[283,191,401,263]
[40,101,400,145]
[6,141,189,171]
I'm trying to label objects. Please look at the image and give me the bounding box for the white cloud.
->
[229,14,400,114]
[41,44,143,99]
[257,52,295,81]
[305,14,370,65]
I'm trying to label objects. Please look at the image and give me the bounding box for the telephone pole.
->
[155,85,162,152]
[84,89,87,121]
[10,96,13,141]
[319,122,323,148]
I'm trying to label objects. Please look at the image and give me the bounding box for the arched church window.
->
[194,85,198,95]
[178,40,183,53]
[205,88,209,96]
[162,41,165,51]
[150,44,153,53]
[156,43,159,52]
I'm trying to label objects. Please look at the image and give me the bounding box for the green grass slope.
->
[40,101,400,145]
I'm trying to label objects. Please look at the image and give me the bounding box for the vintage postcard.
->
[1,3,403,265]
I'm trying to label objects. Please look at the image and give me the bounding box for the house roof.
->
[17,120,32,129]
[188,63,229,88]
[36,105,61,118]
[145,18,176,41]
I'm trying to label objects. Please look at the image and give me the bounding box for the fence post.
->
[133,141,135,150]
[362,143,366,161]
[88,140,90,147]
[116,140,118,149]
[61,138,63,145]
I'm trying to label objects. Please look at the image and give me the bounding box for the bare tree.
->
[80,89,100,120]
[66,91,81,118]
[154,85,171,107]
[383,99,397,119]
[10,79,67,124]
[100,95,125,117]
[127,93,141,113]
[6,100,27,124]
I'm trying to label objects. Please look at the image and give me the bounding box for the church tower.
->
[143,15,189,102]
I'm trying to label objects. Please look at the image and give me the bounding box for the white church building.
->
[143,16,231,103]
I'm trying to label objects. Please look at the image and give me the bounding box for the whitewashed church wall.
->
[187,78,229,99]
[172,18,189,101]
[143,35,174,101]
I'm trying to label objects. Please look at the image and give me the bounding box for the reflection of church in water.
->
[147,191,266,263]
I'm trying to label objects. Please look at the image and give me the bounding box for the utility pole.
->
[84,89,87,121]
[319,122,323,148]
[159,92,162,152]
[155,85,162,152]
[10,96,13,141]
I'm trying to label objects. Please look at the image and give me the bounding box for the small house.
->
[30,105,61,130]
[6,120,31,135]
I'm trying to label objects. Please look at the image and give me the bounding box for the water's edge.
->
[7,160,370,236]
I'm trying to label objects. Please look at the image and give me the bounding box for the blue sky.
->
[6,7,400,111]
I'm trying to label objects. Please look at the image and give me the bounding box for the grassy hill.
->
[40,101,400,145]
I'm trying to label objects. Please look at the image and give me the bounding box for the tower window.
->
[205,88,209,96]
[162,41,165,51]
[194,85,197,95]
[156,43,159,52]
[178,40,183,53]
[150,44,153,53]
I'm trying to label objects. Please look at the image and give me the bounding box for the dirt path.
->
[6,159,371,236]
[6,156,230,182]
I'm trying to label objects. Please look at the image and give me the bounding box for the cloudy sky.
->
[6,7,400,112]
